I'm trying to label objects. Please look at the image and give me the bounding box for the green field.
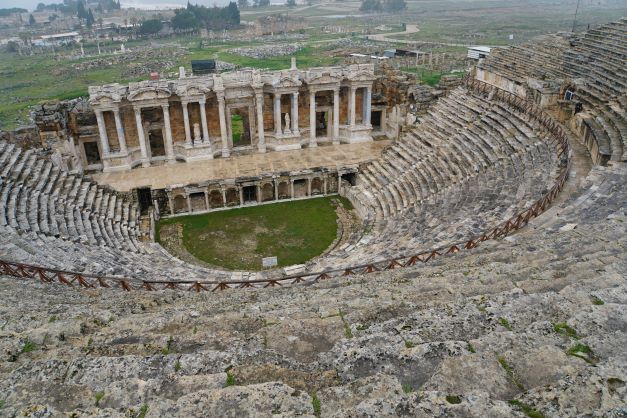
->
[156,196,345,270]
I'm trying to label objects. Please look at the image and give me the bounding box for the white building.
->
[467,46,491,60]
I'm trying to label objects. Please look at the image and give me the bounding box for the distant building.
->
[467,46,491,60]
[33,31,81,46]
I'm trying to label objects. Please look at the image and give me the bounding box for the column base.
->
[222,148,230,158]
[141,159,150,168]
[258,145,267,153]
[309,140,318,148]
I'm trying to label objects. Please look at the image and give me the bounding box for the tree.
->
[259,0,270,6]
[36,3,46,12]
[237,0,249,8]
[139,18,163,35]
[286,0,296,6]
[28,14,36,25]
[86,9,95,27]
[77,0,88,20]
[360,0,381,12]
[97,17,103,29]
[171,9,200,31]
[383,0,405,12]
[95,3,103,14]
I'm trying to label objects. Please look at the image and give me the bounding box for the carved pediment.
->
[347,70,377,82]
[127,86,172,102]
[88,84,123,107]
[271,74,302,88]
[305,71,342,85]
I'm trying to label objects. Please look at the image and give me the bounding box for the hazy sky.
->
[0,0,236,11]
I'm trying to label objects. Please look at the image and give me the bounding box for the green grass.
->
[497,355,524,390]
[553,322,579,339]
[446,395,461,404]
[226,372,236,386]
[20,340,37,354]
[591,295,605,305]
[231,114,244,144]
[402,383,413,393]
[498,317,513,331]
[94,392,105,407]
[137,404,149,418]
[311,392,321,417]
[157,196,339,270]
[566,343,596,364]
[508,400,546,418]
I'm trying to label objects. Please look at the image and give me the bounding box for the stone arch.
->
[225,188,239,206]
[311,177,323,195]
[261,182,274,202]
[208,189,223,208]
[189,192,206,212]
[173,194,188,214]
[277,181,290,199]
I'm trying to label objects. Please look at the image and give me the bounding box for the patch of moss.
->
[402,383,413,394]
[311,392,321,417]
[467,342,476,353]
[226,372,236,386]
[94,392,104,407]
[566,343,596,364]
[498,317,512,331]
[591,295,605,305]
[498,356,524,390]
[20,340,37,354]
[446,395,461,404]
[553,322,579,339]
[137,404,149,418]
[508,399,545,418]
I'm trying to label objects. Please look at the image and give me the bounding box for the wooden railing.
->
[0,78,571,293]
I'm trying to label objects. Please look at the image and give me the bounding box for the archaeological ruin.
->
[0,18,625,417]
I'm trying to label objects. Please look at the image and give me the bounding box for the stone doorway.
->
[243,185,257,203]
[316,110,331,138]
[230,108,252,147]
[189,192,206,212]
[293,179,307,198]
[137,187,152,213]
[84,141,101,165]
[148,128,166,157]
[371,110,382,131]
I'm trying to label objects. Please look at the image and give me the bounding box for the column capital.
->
[133,105,142,113]
[292,91,299,97]
[161,103,170,110]
[198,97,207,105]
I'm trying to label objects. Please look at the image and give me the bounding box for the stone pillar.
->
[113,109,127,154]
[186,194,192,213]
[239,187,244,206]
[217,93,229,157]
[255,92,266,153]
[199,98,210,146]
[274,179,278,201]
[363,87,372,126]
[256,184,262,203]
[309,90,316,147]
[274,93,282,136]
[161,104,175,164]
[307,178,312,196]
[133,106,150,167]
[221,188,227,207]
[349,86,357,127]
[95,110,110,156]
[333,88,340,144]
[291,92,299,135]
[204,191,209,211]
[167,194,174,214]
[181,101,192,145]
[323,176,327,195]
[290,179,295,199]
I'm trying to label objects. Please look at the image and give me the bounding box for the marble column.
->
[239,187,244,206]
[290,179,295,199]
[333,88,340,144]
[186,195,192,213]
[199,98,210,146]
[181,101,192,146]
[221,188,227,207]
[363,87,372,126]
[309,90,316,147]
[217,93,229,157]
[133,106,149,167]
[291,92,299,135]
[204,191,209,211]
[95,110,110,156]
[349,86,357,127]
[274,93,282,136]
[256,184,262,203]
[307,178,312,196]
[323,177,328,195]
[274,180,278,201]
[161,103,175,164]
[255,93,266,153]
[112,109,127,154]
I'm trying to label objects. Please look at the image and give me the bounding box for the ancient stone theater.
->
[0,19,625,417]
